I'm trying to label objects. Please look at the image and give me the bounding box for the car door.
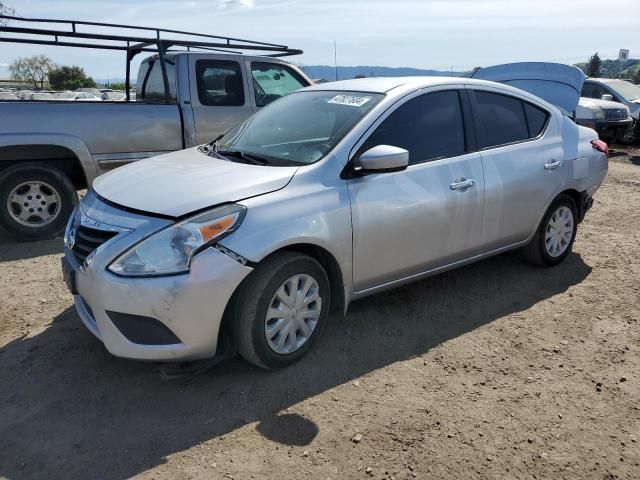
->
[468,88,566,249]
[189,56,253,144]
[348,88,485,292]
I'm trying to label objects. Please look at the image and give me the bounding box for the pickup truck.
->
[0,52,312,240]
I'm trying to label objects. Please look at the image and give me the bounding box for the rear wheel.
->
[521,194,578,267]
[0,163,78,241]
[232,251,330,370]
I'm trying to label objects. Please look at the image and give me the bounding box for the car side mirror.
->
[355,145,409,173]
[601,94,614,101]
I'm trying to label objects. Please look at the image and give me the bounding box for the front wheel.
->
[0,163,78,241]
[232,251,330,370]
[521,194,578,267]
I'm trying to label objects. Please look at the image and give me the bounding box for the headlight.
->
[108,204,245,277]
[587,106,605,120]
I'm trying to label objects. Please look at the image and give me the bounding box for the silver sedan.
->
[62,76,608,369]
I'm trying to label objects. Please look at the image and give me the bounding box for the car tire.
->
[521,194,578,267]
[232,251,331,370]
[0,163,78,241]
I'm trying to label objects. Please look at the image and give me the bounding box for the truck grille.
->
[603,108,628,120]
[72,225,118,264]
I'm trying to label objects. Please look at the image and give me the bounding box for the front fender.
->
[218,176,353,295]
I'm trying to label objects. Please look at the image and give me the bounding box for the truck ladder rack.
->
[0,15,303,101]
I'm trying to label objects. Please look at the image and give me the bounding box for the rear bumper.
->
[577,191,593,223]
[577,118,633,137]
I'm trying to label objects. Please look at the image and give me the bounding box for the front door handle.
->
[450,178,475,191]
[544,160,564,170]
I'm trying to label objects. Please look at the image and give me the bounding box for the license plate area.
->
[61,256,78,295]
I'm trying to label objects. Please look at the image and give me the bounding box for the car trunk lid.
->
[471,62,585,115]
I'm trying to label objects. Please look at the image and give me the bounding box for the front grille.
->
[603,108,628,120]
[72,225,118,264]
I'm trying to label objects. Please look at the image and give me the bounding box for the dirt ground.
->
[1,147,639,480]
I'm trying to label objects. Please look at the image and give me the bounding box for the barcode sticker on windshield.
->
[327,95,372,107]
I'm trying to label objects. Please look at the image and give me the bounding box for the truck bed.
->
[0,101,184,171]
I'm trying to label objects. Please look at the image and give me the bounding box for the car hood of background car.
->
[92,148,299,217]
[471,62,585,115]
[578,97,630,110]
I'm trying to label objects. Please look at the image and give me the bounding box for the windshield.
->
[215,90,384,165]
[606,80,640,101]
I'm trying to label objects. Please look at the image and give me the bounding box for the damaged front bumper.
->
[62,192,252,361]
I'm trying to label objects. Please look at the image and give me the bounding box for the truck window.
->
[196,60,245,107]
[581,82,606,100]
[136,59,176,103]
[251,62,307,107]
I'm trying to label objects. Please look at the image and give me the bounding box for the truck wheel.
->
[232,251,330,370]
[0,163,78,241]
[521,194,578,267]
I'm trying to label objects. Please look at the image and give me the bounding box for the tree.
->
[586,52,602,77]
[48,65,96,91]
[10,55,53,89]
[0,1,15,26]
[635,68,640,85]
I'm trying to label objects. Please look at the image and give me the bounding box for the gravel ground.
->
[0,147,639,480]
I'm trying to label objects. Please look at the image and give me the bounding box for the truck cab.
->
[136,53,311,149]
[0,15,312,241]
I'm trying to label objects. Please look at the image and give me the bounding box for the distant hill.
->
[574,58,640,79]
[299,65,469,81]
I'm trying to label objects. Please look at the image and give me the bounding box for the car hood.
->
[578,97,629,110]
[93,147,298,217]
[471,62,585,115]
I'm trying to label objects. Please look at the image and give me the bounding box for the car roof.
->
[304,76,468,93]
[301,76,561,114]
[303,76,549,97]
[587,78,623,84]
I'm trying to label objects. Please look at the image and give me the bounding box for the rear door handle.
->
[449,178,475,191]
[544,160,564,170]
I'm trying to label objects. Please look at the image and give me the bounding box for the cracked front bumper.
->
[63,192,252,361]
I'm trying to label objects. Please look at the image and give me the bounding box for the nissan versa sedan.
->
[62,76,608,369]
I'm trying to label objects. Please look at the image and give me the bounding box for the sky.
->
[1,0,639,79]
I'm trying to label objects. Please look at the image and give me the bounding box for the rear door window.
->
[473,91,529,148]
[251,62,308,107]
[136,58,176,103]
[362,90,467,165]
[196,60,245,106]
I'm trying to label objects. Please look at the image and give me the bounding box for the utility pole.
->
[334,40,338,81]
[333,40,338,80]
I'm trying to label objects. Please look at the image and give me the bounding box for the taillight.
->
[591,139,609,159]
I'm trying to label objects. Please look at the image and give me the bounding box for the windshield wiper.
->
[217,149,269,166]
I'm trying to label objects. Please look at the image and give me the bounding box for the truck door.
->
[189,56,253,144]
